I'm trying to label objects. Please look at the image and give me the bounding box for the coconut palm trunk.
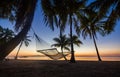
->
[0,24,31,60]
[14,41,23,60]
[60,27,67,61]
[69,15,75,63]
[92,35,102,61]
[0,0,37,60]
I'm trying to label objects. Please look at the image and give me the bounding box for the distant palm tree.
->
[68,35,83,47]
[14,35,31,60]
[51,34,82,61]
[51,34,70,61]
[67,35,83,59]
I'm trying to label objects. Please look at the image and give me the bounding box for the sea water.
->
[7,56,120,61]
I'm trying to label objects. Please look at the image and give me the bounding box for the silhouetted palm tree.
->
[51,34,70,61]
[65,0,86,63]
[14,35,31,60]
[88,0,120,34]
[0,0,37,60]
[42,0,87,63]
[41,0,68,60]
[0,0,119,61]
[78,9,107,61]
[68,35,83,47]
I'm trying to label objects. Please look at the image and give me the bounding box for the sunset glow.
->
[0,0,120,61]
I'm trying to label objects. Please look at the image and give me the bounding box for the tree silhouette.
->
[51,34,70,61]
[42,0,87,63]
[88,0,120,34]
[78,9,107,61]
[0,0,37,60]
[14,35,31,60]
[0,26,15,45]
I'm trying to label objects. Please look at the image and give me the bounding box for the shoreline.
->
[6,56,120,61]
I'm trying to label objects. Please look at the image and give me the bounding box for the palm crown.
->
[51,34,70,51]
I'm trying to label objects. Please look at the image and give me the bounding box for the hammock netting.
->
[37,48,70,60]
[34,33,70,60]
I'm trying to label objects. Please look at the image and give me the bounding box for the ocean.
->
[7,56,120,61]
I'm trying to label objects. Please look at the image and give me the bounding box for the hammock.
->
[37,48,70,60]
[34,32,70,60]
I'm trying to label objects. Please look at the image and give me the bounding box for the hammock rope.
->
[33,31,70,60]
[37,48,70,60]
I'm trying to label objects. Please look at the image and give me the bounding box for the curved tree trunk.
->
[69,15,75,63]
[92,35,102,61]
[14,41,23,60]
[0,0,37,60]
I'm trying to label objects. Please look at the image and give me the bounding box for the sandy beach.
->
[0,60,120,77]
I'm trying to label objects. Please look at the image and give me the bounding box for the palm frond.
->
[0,0,16,22]
[64,47,70,51]
[104,10,117,34]
[53,38,61,43]
[51,44,60,47]
[116,1,120,18]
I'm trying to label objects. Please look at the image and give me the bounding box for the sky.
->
[0,0,120,58]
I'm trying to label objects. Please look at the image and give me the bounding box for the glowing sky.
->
[0,1,120,57]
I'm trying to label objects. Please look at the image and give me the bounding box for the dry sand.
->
[0,60,120,77]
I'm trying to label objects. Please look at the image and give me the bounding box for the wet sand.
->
[0,60,120,77]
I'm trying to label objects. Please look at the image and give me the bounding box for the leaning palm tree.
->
[51,34,70,61]
[42,0,87,63]
[78,9,107,61]
[14,35,31,60]
[0,0,37,60]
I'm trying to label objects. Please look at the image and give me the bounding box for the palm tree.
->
[0,0,87,61]
[42,0,87,63]
[0,0,37,60]
[68,35,83,47]
[51,34,70,61]
[78,9,107,61]
[0,0,118,61]
[14,35,31,60]
[65,0,86,63]
[0,26,15,45]
[0,0,16,22]
[68,35,83,59]
[88,0,120,34]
